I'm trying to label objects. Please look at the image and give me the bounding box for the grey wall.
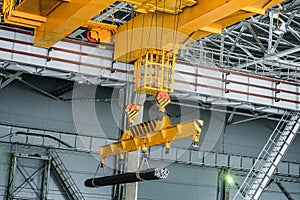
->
[0,76,121,139]
[138,104,300,200]
[138,162,219,200]
[0,75,299,200]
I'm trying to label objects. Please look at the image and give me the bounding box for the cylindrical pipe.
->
[84,168,169,187]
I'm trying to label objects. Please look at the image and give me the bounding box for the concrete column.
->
[124,94,146,200]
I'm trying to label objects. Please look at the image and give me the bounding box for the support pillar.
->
[6,153,17,200]
[41,157,51,200]
[124,94,146,200]
[112,85,133,200]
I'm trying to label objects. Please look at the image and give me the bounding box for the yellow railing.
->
[134,50,176,95]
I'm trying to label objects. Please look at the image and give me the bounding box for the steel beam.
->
[6,153,17,200]
[271,12,296,53]
[247,24,267,53]
[0,71,22,89]
[230,114,272,125]
[34,0,116,48]
[0,68,61,101]
[237,46,300,69]
[113,0,283,62]
[228,25,246,53]
[17,165,43,198]
[20,80,62,101]
[41,159,51,200]
[276,180,295,200]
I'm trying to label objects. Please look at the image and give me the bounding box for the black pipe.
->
[16,131,73,148]
[85,168,169,187]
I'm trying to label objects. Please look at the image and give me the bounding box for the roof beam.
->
[275,181,295,200]
[0,71,22,89]
[247,24,267,53]
[178,0,261,34]
[236,46,300,69]
[200,24,222,34]
[270,12,296,53]
[230,113,272,125]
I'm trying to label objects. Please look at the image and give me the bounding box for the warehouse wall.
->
[0,76,120,139]
[0,143,114,200]
[0,76,299,200]
[139,103,300,200]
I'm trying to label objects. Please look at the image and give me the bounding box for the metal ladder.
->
[233,111,300,200]
[51,150,86,200]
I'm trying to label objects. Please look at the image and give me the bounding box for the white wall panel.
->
[1,29,299,112]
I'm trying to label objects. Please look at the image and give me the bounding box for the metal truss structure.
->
[7,152,52,200]
[5,145,85,200]
[69,1,135,41]
[180,0,300,83]
[92,2,134,26]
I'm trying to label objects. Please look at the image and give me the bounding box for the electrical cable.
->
[155,0,159,50]
[172,0,182,52]
[160,0,166,50]
[172,0,179,51]
[147,12,155,51]
[129,9,135,62]
[276,4,281,29]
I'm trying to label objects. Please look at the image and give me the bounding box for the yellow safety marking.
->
[194,119,204,134]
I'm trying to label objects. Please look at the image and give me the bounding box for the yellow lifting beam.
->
[100,116,204,164]
[113,0,284,62]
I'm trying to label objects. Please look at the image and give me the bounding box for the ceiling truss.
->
[179,1,300,83]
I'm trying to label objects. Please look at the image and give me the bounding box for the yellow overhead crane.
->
[1,0,284,57]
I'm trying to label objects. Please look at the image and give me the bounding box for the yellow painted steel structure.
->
[113,0,285,62]
[83,21,117,43]
[1,0,283,51]
[123,0,197,14]
[100,116,203,164]
[1,0,116,47]
[83,21,117,32]
[2,0,46,29]
[134,50,176,95]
